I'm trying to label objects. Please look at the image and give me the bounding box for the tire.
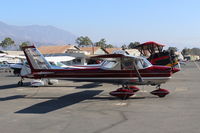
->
[17,81,23,86]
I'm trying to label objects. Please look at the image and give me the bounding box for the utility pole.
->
[92,43,94,55]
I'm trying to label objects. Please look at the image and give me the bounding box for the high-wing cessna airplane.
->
[19,46,180,99]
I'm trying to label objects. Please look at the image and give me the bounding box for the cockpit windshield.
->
[121,57,152,70]
[136,58,152,69]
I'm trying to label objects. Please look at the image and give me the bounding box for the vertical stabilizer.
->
[22,46,51,72]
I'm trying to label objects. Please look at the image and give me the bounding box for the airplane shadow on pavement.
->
[36,82,102,89]
[76,82,102,89]
[0,95,26,101]
[15,90,103,114]
[0,82,30,90]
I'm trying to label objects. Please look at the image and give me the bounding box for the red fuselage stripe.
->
[150,56,169,64]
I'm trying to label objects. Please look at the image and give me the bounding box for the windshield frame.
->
[135,57,152,69]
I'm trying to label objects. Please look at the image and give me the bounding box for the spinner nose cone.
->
[172,68,180,73]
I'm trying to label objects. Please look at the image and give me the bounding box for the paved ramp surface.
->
[0,62,200,133]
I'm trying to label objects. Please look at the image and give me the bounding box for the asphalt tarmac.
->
[0,62,200,133]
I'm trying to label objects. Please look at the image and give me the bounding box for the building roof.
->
[79,47,107,54]
[105,48,122,54]
[80,47,99,52]
[38,45,78,54]
[125,49,140,56]
[3,51,24,56]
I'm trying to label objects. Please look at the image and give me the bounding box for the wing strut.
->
[133,60,143,83]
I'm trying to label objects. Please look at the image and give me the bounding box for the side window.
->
[72,58,82,65]
[102,61,117,69]
[122,58,134,70]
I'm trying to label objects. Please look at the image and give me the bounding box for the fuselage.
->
[23,65,174,86]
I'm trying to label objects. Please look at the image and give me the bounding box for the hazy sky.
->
[0,0,200,49]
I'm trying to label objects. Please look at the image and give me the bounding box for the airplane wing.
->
[45,56,75,62]
[4,55,26,59]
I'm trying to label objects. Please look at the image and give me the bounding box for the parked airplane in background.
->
[19,45,180,99]
[0,54,25,72]
[45,56,75,67]
[0,61,10,71]
[10,55,75,75]
[135,41,179,67]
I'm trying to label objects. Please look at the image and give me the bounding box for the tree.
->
[121,44,127,50]
[167,47,178,52]
[95,38,107,48]
[181,47,200,56]
[191,48,200,56]
[19,41,31,50]
[0,37,15,48]
[128,42,140,49]
[76,36,93,47]
[105,44,114,48]
[181,48,190,56]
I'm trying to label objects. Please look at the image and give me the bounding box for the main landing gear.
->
[150,85,169,98]
[109,85,170,99]
[109,85,140,100]
[17,78,24,86]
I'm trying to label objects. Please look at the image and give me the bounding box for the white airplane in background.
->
[0,54,9,70]
[45,56,75,67]
[0,54,25,63]
[0,54,25,71]
[10,55,75,75]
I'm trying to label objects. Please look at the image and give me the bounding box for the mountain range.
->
[0,21,77,47]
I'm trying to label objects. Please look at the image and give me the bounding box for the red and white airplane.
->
[19,45,180,99]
